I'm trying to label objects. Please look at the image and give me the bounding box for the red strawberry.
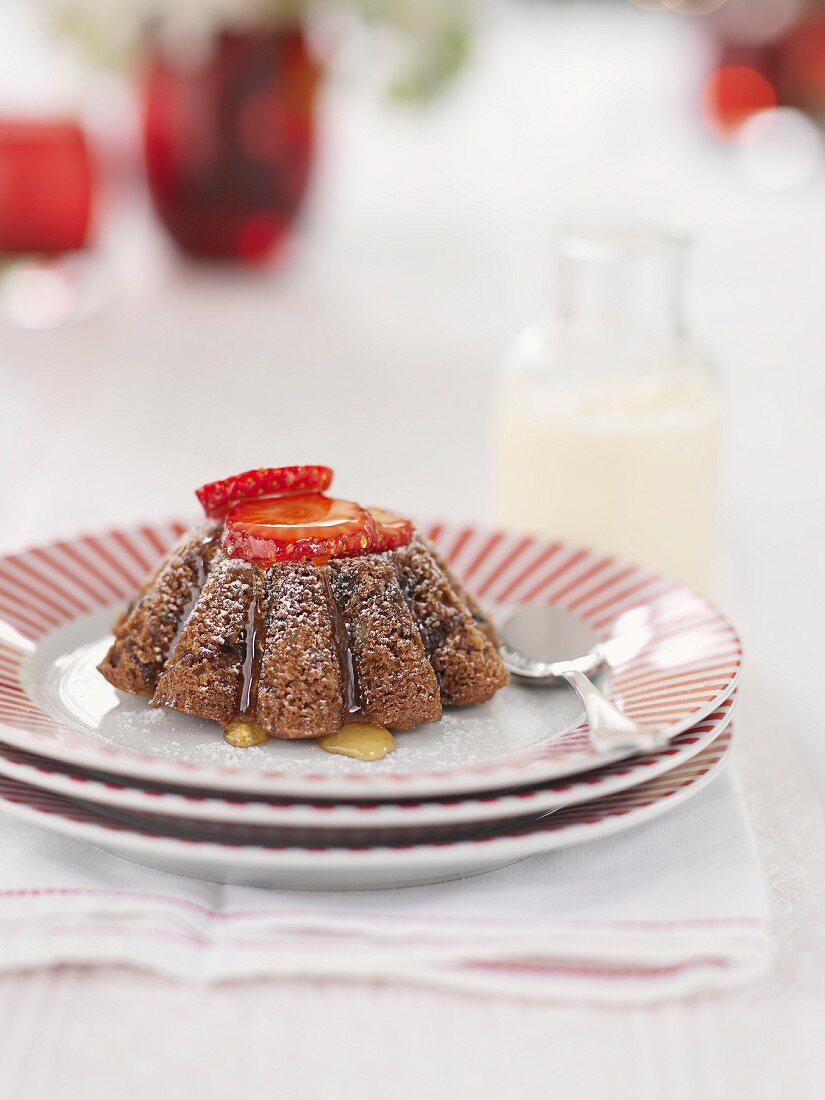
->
[222,493,379,564]
[196,466,333,518]
[370,507,414,551]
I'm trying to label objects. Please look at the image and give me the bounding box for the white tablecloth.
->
[0,709,821,1100]
[1,1,824,1095]
[0,756,771,1004]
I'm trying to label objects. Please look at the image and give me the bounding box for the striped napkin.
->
[0,757,771,1003]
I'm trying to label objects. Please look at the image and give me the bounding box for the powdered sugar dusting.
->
[255,562,344,738]
[152,552,256,725]
[100,515,510,742]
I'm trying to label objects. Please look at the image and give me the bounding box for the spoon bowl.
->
[499,604,603,679]
[499,604,669,754]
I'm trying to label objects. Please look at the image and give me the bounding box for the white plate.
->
[0,697,735,830]
[0,727,733,889]
[0,521,742,799]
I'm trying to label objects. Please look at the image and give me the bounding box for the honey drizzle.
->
[324,566,361,717]
[224,718,267,748]
[391,554,444,693]
[164,539,209,665]
[237,571,265,719]
[343,648,358,715]
[318,724,394,761]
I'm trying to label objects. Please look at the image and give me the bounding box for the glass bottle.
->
[492,222,721,593]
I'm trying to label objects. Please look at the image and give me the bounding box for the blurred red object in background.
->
[776,14,825,112]
[0,120,94,255]
[701,64,778,137]
[703,3,825,137]
[143,27,319,264]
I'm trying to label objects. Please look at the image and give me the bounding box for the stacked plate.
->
[0,521,741,889]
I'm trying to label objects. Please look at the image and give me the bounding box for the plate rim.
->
[0,729,732,874]
[0,698,736,828]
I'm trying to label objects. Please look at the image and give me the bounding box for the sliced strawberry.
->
[222,493,379,564]
[196,466,333,517]
[370,507,414,551]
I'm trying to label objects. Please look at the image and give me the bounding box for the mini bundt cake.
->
[98,467,508,744]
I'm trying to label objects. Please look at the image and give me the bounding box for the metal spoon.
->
[499,604,668,754]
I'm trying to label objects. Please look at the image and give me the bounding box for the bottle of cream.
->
[493,223,721,592]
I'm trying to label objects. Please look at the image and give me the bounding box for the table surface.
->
[1,3,825,1096]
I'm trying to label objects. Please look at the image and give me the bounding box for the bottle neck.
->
[553,225,687,342]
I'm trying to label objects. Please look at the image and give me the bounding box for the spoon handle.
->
[561,669,668,754]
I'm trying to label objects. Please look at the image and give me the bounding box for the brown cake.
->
[98,467,508,742]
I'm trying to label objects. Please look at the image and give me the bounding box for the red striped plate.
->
[0,698,735,830]
[0,727,733,889]
[0,521,742,800]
